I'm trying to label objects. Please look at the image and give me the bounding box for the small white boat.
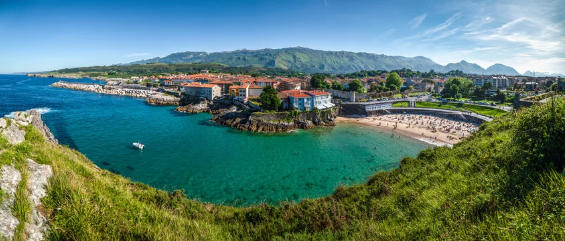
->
[133,142,144,149]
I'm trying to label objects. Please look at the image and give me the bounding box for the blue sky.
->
[0,0,563,74]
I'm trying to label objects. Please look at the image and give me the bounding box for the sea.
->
[0,74,427,205]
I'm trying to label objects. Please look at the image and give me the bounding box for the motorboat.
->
[133,142,144,149]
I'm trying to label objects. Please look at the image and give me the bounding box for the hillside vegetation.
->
[0,99,563,240]
[128,47,520,75]
[51,63,298,78]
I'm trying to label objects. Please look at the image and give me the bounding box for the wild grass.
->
[2,99,563,240]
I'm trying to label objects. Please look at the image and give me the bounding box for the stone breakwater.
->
[50,81,180,105]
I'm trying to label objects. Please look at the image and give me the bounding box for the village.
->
[116,69,563,106]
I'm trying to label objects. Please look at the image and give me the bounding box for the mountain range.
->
[522,71,564,77]
[129,47,521,75]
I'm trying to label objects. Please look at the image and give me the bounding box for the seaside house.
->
[279,90,334,111]
[162,79,173,86]
[233,84,264,102]
[254,78,279,88]
[278,80,302,91]
[209,80,234,95]
[183,82,221,100]
[288,91,312,111]
[306,90,333,109]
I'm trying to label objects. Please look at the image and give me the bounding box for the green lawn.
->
[407,92,430,96]
[392,101,408,107]
[415,101,508,117]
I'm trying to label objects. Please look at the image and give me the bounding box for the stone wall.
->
[324,89,367,102]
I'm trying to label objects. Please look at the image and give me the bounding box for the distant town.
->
[32,67,565,113]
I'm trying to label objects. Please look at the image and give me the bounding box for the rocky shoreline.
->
[1,110,55,240]
[50,81,181,105]
[173,97,339,132]
[211,108,338,132]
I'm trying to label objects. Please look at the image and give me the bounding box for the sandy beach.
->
[336,114,480,147]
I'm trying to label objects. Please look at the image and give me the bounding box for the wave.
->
[4,107,55,118]
[415,137,453,148]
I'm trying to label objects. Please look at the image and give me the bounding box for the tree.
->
[441,77,474,98]
[260,86,281,110]
[422,79,435,85]
[482,82,493,91]
[495,88,506,103]
[347,80,366,93]
[385,72,403,91]
[310,74,330,89]
[331,81,344,91]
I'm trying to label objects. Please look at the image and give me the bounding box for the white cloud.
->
[323,0,329,7]
[404,0,565,74]
[463,17,493,31]
[408,14,427,29]
[399,12,462,42]
[127,53,151,57]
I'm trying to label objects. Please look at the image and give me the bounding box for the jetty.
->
[50,81,181,105]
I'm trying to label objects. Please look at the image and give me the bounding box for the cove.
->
[0,75,427,205]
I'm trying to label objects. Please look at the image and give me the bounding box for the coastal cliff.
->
[0,110,54,240]
[211,108,338,132]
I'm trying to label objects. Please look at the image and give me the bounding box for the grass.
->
[1,100,564,239]
[392,101,507,117]
[407,92,430,96]
[392,101,408,107]
[415,101,508,117]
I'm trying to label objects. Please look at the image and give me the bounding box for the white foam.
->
[3,108,54,119]
[31,107,53,114]
[415,138,453,148]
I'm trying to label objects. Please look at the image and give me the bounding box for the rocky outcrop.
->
[0,118,6,129]
[1,120,25,145]
[5,110,58,145]
[19,110,58,144]
[212,108,338,132]
[175,102,210,113]
[0,165,21,240]
[145,95,181,106]
[26,159,53,241]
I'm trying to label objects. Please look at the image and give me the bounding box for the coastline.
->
[336,115,478,147]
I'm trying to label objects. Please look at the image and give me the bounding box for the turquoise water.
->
[0,75,427,205]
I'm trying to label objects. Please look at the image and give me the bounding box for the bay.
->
[0,74,427,205]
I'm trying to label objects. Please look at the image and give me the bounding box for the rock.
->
[14,112,33,126]
[25,159,53,241]
[211,108,338,133]
[0,118,6,129]
[0,165,22,240]
[145,95,181,106]
[1,122,25,145]
[27,110,58,144]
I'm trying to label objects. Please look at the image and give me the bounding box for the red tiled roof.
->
[306,90,331,96]
[288,93,311,98]
[248,84,263,89]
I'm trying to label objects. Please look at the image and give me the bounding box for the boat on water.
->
[133,142,144,149]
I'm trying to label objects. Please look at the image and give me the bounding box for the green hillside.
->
[128,47,521,75]
[52,63,298,77]
[1,99,564,240]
